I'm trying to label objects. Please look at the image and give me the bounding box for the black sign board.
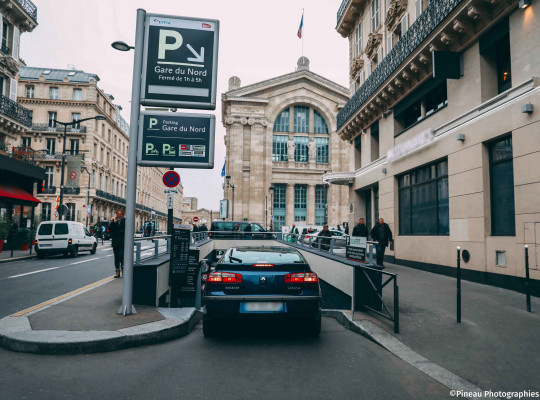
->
[169,227,191,286]
[432,51,463,80]
[346,245,366,263]
[137,111,215,168]
[179,249,201,298]
[141,14,219,110]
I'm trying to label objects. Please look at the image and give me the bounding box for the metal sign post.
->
[118,8,146,316]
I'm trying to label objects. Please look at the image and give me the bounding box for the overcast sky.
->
[21,0,349,210]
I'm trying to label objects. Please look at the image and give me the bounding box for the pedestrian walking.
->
[370,218,393,267]
[337,225,342,232]
[109,210,125,278]
[199,223,208,232]
[290,224,299,243]
[344,222,349,235]
[317,225,332,251]
[192,224,199,232]
[352,218,369,238]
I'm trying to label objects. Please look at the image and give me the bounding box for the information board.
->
[169,227,191,286]
[346,245,366,263]
[141,14,219,110]
[179,249,201,298]
[137,111,215,168]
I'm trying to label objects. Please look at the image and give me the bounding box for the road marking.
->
[8,267,61,279]
[11,276,115,317]
[71,257,100,265]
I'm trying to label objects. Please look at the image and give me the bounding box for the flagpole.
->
[302,8,304,58]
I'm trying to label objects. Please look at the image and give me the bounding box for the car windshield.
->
[38,223,53,235]
[225,249,304,264]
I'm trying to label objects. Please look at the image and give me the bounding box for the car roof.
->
[231,246,299,253]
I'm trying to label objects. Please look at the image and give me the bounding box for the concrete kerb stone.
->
[0,309,202,355]
[322,309,494,400]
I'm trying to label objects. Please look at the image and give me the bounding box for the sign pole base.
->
[117,304,138,316]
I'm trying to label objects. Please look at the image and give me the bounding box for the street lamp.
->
[82,166,91,228]
[225,174,235,220]
[269,184,275,232]
[323,171,329,226]
[111,41,134,52]
[55,115,105,221]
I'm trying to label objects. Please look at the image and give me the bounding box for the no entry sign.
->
[193,217,199,222]
[163,170,181,188]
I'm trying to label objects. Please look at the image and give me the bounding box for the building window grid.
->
[73,88,82,101]
[315,137,329,163]
[399,159,449,236]
[72,113,81,129]
[42,203,52,222]
[45,166,54,188]
[26,85,34,98]
[49,87,59,100]
[371,0,380,32]
[294,184,307,222]
[272,135,288,162]
[273,109,290,132]
[293,106,309,133]
[294,136,309,162]
[48,112,57,128]
[313,110,329,134]
[355,23,362,56]
[46,138,55,155]
[489,136,515,236]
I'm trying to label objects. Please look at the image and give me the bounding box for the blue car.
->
[202,246,322,337]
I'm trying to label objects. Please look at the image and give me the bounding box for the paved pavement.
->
[1,256,539,398]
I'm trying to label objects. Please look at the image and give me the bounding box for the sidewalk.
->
[351,261,540,393]
[0,277,200,354]
[0,241,112,263]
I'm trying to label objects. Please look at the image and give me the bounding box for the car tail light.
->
[207,271,243,283]
[253,264,274,267]
[68,238,73,244]
[33,239,37,245]
[284,272,318,283]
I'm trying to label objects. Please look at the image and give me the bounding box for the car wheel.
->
[36,251,45,259]
[90,243,97,254]
[202,316,217,337]
[70,245,79,258]
[304,316,321,337]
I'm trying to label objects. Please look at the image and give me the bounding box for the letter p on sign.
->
[149,118,158,129]
[158,30,182,59]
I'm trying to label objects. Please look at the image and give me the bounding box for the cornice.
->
[224,116,268,127]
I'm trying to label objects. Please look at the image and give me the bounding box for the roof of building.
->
[19,67,100,84]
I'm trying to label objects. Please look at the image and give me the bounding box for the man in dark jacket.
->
[199,224,208,232]
[109,210,125,278]
[317,225,333,251]
[370,218,393,267]
[352,218,369,238]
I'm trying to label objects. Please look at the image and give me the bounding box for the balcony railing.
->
[9,146,37,165]
[41,186,56,195]
[0,94,33,127]
[337,0,463,129]
[337,0,350,24]
[94,190,168,217]
[31,123,87,133]
[15,0,37,21]
[63,187,80,195]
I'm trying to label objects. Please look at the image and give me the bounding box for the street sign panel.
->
[193,216,199,222]
[141,14,219,110]
[137,111,215,168]
[164,188,179,194]
[167,193,175,209]
[163,170,181,188]
[220,199,228,219]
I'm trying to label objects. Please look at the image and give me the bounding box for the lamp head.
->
[95,115,106,121]
[111,41,134,52]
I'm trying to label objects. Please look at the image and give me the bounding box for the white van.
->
[35,221,97,258]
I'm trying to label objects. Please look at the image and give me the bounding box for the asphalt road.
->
[0,240,159,318]
[1,317,453,400]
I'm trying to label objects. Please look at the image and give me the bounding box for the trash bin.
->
[354,264,384,312]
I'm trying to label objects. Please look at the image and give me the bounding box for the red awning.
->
[0,184,41,203]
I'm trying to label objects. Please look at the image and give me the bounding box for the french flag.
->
[297,13,303,38]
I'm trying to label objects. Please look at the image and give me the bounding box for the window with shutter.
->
[9,78,17,101]
[377,47,383,66]
[401,13,409,35]
[12,26,19,60]
[387,34,393,53]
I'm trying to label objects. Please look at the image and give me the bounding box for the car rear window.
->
[38,223,53,235]
[54,223,69,235]
[225,249,304,264]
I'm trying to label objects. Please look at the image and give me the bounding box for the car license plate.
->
[40,244,52,248]
[240,302,285,313]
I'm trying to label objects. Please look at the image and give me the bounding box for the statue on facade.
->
[287,140,295,161]
[308,140,316,161]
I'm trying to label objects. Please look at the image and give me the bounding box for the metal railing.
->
[41,186,56,195]
[15,0,38,21]
[336,0,350,24]
[0,94,33,127]
[133,235,170,265]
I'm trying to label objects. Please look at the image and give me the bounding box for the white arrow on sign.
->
[186,44,205,63]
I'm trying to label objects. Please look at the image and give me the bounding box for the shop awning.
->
[0,184,41,203]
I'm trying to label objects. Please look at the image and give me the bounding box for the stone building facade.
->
[222,58,350,231]
[17,67,184,232]
[330,0,540,290]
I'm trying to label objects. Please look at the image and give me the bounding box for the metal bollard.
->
[525,245,531,312]
[329,238,335,254]
[167,237,171,254]
[394,278,400,333]
[457,246,461,323]
[308,237,313,247]
[154,239,159,259]
[135,242,141,265]
[368,244,375,265]
[317,238,322,251]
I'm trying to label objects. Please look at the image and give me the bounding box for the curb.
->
[0,308,202,355]
[0,255,35,264]
[322,310,492,400]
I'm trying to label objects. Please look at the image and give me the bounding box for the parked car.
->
[202,246,322,337]
[35,221,97,258]
[208,220,273,239]
[303,229,349,250]
[91,221,111,240]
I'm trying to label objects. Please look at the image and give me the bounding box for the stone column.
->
[307,184,315,225]
[249,120,267,223]
[286,183,295,227]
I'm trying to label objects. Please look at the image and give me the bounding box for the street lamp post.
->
[82,166,91,228]
[225,174,235,221]
[269,184,275,232]
[55,116,105,221]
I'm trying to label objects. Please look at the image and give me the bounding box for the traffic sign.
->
[167,193,175,209]
[163,170,181,188]
[137,111,215,168]
[164,188,179,194]
[57,204,68,216]
[141,14,219,110]
[69,171,77,180]
[193,216,199,223]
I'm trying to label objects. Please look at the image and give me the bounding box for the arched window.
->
[314,110,329,134]
[294,106,309,133]
[273,109,289,132]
